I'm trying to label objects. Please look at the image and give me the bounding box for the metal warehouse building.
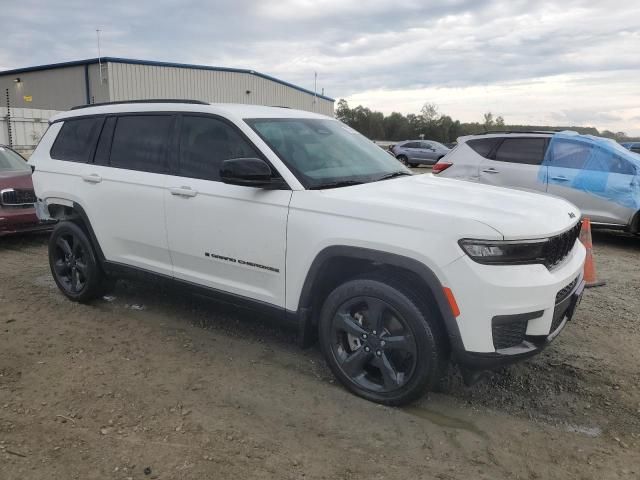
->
[0,57,334,114]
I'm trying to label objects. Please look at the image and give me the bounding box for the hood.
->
[0,170,33,190]
[321,174,580,240]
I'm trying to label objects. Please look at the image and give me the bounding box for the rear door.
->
[164,114,291,307]
[77,114,175,275]
[477,137,548,192]
[420,141,439,161]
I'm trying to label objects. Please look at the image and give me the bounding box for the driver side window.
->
[179,115,259,181]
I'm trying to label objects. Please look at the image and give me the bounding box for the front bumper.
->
[0,206,56,236]
[455,278,585,371]
[441,240,586,370]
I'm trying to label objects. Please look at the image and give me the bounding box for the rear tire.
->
[48,221,107,303]
[318,275,447,405]
[409,163,419,168]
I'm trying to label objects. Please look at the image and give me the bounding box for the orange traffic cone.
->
[579,218,605,288]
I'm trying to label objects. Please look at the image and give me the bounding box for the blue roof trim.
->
[0,57,335,102]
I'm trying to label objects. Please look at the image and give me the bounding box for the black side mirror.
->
[220,157,276,187]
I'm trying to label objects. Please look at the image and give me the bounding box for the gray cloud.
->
[1,0,639,132]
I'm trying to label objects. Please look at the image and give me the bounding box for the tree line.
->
[335,99,638,143]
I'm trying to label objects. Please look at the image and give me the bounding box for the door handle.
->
[169,186,198,198]
[482,168,499,174]
[82,174,102,183]
[551,176,569,182]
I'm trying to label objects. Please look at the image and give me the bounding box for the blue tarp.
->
[539,131,640,209]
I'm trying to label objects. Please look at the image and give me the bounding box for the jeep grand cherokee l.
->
[30,102,586,405]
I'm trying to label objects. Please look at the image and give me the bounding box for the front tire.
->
[48,221,106,303]
[318,276,447,405]
[396,155,408,166]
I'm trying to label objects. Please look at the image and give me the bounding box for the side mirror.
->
[220,157,275,187]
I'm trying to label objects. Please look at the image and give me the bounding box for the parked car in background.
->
[434,131,640,233]
[621,142,640,154]
[390,140,450,167]
[0,145,54,236]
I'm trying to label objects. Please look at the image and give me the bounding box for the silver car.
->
[390,140,450,167]
[434,131,640,233]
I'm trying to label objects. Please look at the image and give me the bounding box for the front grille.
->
[542,222,582,268]
[0,188,37,206]
[492,320,528,350]
[556,277,578,303]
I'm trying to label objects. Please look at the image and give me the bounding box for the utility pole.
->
[5,88,12,148]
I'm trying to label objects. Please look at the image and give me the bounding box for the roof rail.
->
[71,99,209,110]
[481,130,562,135]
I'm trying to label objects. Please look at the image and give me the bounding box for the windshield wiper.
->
[375,171,413,181]
[309,180,365,190]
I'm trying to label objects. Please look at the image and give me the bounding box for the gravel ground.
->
[0,230,638,479]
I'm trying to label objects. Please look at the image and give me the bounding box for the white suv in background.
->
[30,102,586,405]
[434,131,640,233]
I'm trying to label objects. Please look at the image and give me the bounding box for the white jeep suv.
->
[30,101,586,405]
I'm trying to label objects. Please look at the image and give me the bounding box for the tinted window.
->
[51,117,103,163]
[493,138,546,165]
[466,138,499,158]
[421,142,434,149]
[179,116,259,181]
[110,115,174,173]
[404,142,421,148]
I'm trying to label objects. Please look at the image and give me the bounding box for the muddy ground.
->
[1,230,638,479]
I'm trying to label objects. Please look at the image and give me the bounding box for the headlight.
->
[458,238,548,265]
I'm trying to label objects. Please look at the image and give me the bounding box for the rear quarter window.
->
[466,138,500,158]
[50,117,104,163]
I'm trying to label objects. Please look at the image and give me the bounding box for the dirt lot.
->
[1,231,639,479]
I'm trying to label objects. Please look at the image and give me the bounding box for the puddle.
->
[403,405,488,439]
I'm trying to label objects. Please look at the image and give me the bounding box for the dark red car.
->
[0,145,54,236]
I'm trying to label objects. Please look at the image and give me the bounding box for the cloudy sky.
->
[1,0,639,134]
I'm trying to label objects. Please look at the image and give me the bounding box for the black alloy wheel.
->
[319,276,446,405]
[330,296,417,393]
[397,155,408,166]
[48,221,107,302]
[52,232,89,295]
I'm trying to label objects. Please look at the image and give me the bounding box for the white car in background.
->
[434,131,640,234]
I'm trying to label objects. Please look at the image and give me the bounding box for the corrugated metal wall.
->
[107,62,334,116]
[0,66,87,111]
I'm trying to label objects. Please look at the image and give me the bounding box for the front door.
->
[164,114,291,307]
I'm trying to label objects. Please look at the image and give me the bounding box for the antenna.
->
[313,71,318,111]
[96,28,103,84]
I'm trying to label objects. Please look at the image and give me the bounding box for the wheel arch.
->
[45,200,106,264]
[295,246,463,353]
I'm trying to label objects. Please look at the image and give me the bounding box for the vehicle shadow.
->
[0,231,50,251]
[591,229,640,250]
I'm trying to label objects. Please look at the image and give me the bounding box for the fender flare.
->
[295,245,464,353]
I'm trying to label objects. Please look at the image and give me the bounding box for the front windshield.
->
[246,118,410,188]
[0,146,30,172]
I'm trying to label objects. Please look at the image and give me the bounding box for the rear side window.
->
[179,115,259,181]
[466,138,499,158]
[50,117,103,163]
[493,138,547,165]
[109,115,174,173]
